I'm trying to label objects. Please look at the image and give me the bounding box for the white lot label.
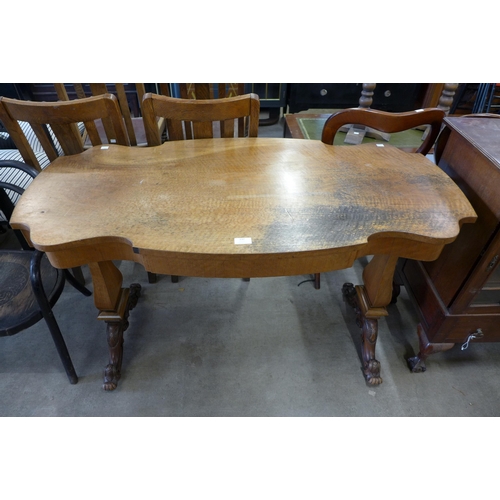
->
[234,237,252,245]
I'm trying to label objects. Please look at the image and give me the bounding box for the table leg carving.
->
[89,261,142,390]
[342,283,383,385]
[103,320,124,391]
[407,323,454,373]
[101,283,141,391]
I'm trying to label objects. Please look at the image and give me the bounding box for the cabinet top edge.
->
[445,116,500,168]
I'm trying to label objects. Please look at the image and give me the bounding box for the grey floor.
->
[2,115,500,417]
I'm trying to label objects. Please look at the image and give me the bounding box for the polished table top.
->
[12,137,476,277]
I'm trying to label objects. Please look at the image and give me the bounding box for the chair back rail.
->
[321,107,445,155]
[142,92,260,146]
[177,84,245,139]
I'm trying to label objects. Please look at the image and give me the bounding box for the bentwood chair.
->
[0,93,130,171]
[142,91,260,283]
[0,160,92,384]
[314,107,446,289]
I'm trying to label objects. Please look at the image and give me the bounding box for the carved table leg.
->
[343,283,384,385]
[88,261,141,391]
[104,320,124,391]
[342,254,399,385]
[101,283,141,391]
[407,324,454,373]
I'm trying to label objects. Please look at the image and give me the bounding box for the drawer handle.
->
[461,328,484,350]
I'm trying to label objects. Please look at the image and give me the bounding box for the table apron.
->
[40,236,447,279]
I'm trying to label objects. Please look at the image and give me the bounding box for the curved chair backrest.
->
[0,94,130,171]
[321,107,445,155]
[142,92,260,146]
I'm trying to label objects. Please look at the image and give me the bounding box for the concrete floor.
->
[2,116,500,417]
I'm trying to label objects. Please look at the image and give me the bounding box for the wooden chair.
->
[0,160,92,384]
[177,83,244,100]
[177,83,250,135]
[142,91,260,144]
[142,91,260,283]
[53,83,170,147]
[0,93,130,171]
[314,107,446,289]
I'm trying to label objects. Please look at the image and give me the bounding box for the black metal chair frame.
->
[0,160,92,384]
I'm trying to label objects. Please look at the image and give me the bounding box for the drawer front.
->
[400,259,500,343]
[423,314,500,343]
[287,83,422,113]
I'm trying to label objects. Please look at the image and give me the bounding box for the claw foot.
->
[101,284,141,391]
[103,363,121,391]
[407,355,426,373]
[364,359,383,385]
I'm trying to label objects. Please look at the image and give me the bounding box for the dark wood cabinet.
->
[398,116,500,370]
[287,83,424,113]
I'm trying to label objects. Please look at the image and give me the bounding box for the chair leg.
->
[64,269,92,296]
[71,266,86,286]
[30,251,78,384]
[314,273,320,290]
[171,275,179,283]
[147,272,157,283]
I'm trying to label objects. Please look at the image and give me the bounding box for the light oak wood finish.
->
[53,83,169,147]
[178,83,244,100]
[142,90,260,284]
[88,83,147,147]
[177,83,246,136]
[142,92,260,144]
[0,94,130,171]
[11,138,476,389]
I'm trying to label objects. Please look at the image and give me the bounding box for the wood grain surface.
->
[11,138,476,278]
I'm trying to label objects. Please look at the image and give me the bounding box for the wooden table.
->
[11,138,476,390]
[284,113,332,139]
[284,113,429,152]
